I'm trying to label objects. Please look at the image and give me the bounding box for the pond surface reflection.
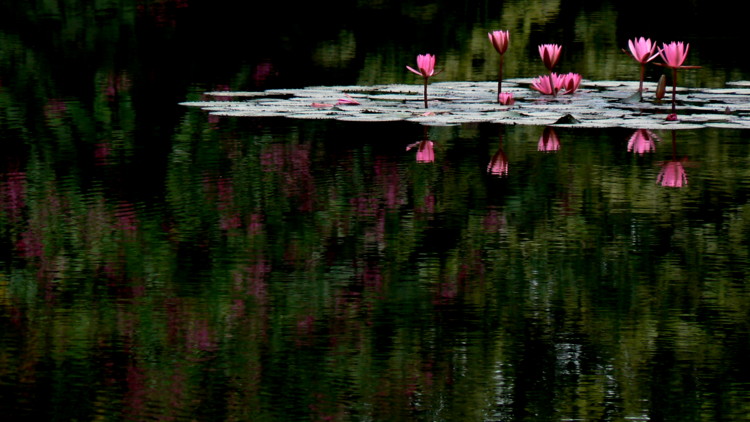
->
[3,0,750,421]
[4,118,750,420]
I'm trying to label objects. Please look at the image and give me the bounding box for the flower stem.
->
[497,55,504,101]
[638,63,645,101]
[423,77,428,108]
[671,68,678,115]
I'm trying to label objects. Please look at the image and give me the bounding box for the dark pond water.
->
[2,1,750,421]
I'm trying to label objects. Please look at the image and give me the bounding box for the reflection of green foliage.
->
[6,98,750,419]
[3,1,750,420]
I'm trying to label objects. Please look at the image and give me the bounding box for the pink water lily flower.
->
[538,44,562,71]
[498,92,515,105]
[406,54,441,108]
[658,41,690,68]
[531,73,560,96]
[654,41,700,120]
[626,37,659,100]
[406,54,437,78]
[488,30,510,55]
[627,37,659,64]
[559,72,582,94]
[489,30,510,99]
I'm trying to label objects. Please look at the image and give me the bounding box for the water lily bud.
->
[655,75,667,101]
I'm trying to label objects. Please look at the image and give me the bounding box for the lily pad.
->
[179,80,750,129]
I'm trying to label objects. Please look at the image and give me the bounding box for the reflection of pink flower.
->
[537,127,560,152]
[657,161,687,187]
[627,129,657,154]
[406,139,435,163]
[487,148,508,176]
[416,140,435,163]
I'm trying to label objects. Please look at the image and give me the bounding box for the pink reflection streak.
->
[94,141,112,166]
[104,72,131,101]
[415,193,435,215]
[217,177,241,230]
[1,170,26,222]
[295,314,317,347]
[232,261,270,301]
[115,202,139,232]
[202,175,246,231]
[124,364,148,420]
[483,210,508,233]
[374,159,403,209]
[186,319,218,352]
[43,99,67,119]
[247,213,264,236]
[260,143,315,211]
[16,230,43,259]
[363,266,384,297]
[349,195,380,217]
